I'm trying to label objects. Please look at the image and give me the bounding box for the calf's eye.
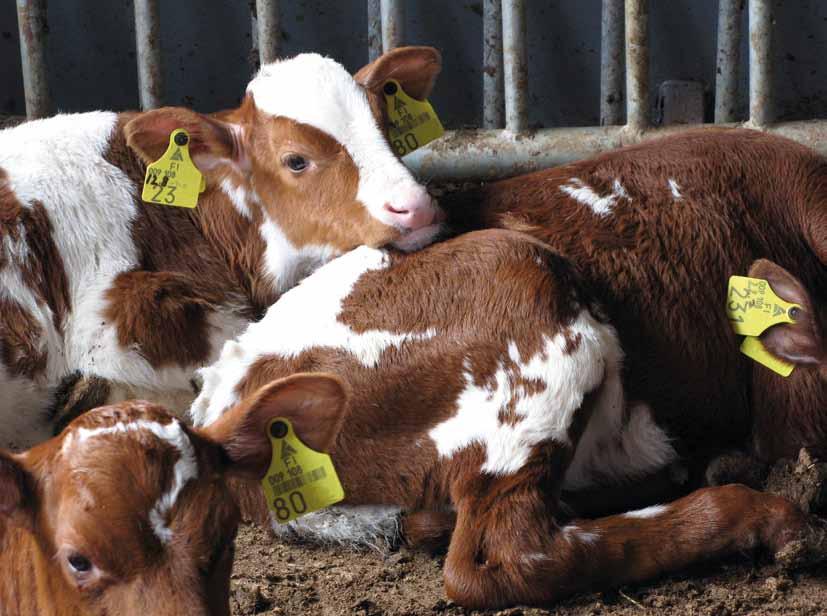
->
[67,553,93,574]
[283,154,309,173]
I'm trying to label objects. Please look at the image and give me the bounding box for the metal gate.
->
[15,0,827,180]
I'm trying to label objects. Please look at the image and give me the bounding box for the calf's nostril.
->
[384,203,410,216]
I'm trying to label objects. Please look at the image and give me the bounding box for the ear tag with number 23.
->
[383,79,444,157]
[261,417,344,524]
[141,128,206,209]
[726,275,799,377]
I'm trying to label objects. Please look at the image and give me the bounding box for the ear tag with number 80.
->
[384,79,444,157]
[141,128,206,209]
[261,417,344,524]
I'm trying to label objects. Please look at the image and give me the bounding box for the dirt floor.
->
[230,452,827,616]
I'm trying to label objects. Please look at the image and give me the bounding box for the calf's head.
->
[0,374,347,616]
[123,48,443,293]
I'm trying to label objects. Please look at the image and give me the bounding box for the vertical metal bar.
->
[256,0,280,65]
[483,0,504,128]
[624,0,649,130]
[715,0,743,123]
[600,0,624,126]
[134,0,163,110]
[380,0,404,52]
[502,0,528,132]
[749,0,773,126]
[367,0,382,61]
[16,0,51,119]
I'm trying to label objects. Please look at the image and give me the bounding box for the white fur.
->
[429,310,617,476]
[623,504,668,519]
[68,419,198,543]
[561,525,600,545]
[559,177,629,217]
[668,178,682,200]
[259,216,338,295]
[270,505,402,550]
[247,54,430,229]
[190,246,435,426]
[220,178,252,219]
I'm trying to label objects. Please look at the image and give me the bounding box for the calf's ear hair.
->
[0,451,32,518]
[354,46,442,101]
[748,259,825,365]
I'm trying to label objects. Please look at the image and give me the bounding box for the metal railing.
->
[14,0,825,180]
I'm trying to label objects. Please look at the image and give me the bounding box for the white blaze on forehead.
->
[66,418,198,544]
[429,310,619,476]
[190,245,435,426]
[246,53,425,227]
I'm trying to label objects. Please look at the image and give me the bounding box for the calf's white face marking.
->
[64,418,198,543]
[559,178,629,217]
[429,310,617,476]
[191,246,435,426]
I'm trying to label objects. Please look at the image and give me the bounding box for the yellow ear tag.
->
[261,417,344,524]
[726,276,801,337]
[141,129,205,209]
[384,79,444,157]
[740,336,794,377]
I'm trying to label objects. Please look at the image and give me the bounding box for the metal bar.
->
[715,0,743,123]
[367,0,382,61]
[502,0,528,132]
[406,120,827,181]
[483,0,505,128]
[380,0,403,52]
[15,0,51,119]
[749,0,773,126]
[624,0,649,131]
[256,0,280,65]
[134,0,163,110]
[600,0,624,126]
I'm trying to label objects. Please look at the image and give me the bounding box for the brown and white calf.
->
[0,47,443,449]
[0,375,343,616]
[445,128,827,471]
[190,230,826,609]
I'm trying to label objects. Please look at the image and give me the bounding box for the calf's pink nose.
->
[383,188,437,230]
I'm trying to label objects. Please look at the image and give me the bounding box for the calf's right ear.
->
[0,451,32,518]
[200,373,349,479]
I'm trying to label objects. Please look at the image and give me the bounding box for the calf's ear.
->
[355,46,442,101]
[748,259,825,365]
[200,373,349,479]
[0,451,33,519]
[124,107,247,172]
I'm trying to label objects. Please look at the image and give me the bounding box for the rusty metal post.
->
[483,0,505,128]
[715,0,743,123]
[368,0,382,61]
[16,0,51,119]
[502,0,527,132]
[256,0,280,65]
[749,0,773,126]
[134,0,163,110]
[381,0,403,52]
[600,0,624,126]
[624,0,649,131]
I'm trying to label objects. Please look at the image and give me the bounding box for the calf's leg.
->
[443,483,825,609]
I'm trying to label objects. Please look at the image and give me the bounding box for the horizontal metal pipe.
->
[502,0,528,132]
[16,0,51,119]
[134,0,163,110]
[406,121,827,181]
[749,0,773,126]
[483,0,505,129]
[380,0,403,52]
[367,0,382,61]
[624,0,649,130]
[715,0,743,123]
[600,0,624,126]
[256,0,280,65]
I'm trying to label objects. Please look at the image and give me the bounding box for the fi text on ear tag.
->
[261,417,344,524]
[740,336,794,377]
[383,79,444,157]
[141,128,206,209]
[726,275,801,337]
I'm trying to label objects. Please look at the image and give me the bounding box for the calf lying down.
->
[191,230,827,609]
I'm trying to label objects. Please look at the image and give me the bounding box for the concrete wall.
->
[2,1,827,127]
